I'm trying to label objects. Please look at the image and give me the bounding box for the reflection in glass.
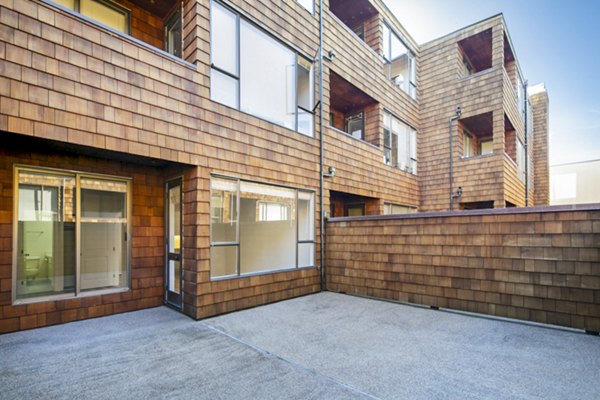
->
[211,178,238,243]
[211,69,239,109]
[240,20,296,130]
[16,171,76,299]
[210,2,238,74]
[239,182,296,274]
[211,245,238,278]
[80,178,127,291]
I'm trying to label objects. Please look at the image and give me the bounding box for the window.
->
[164,6,182,58]
[463,131,492,157]
[210,177,315,278]
[210,1,314,136]
[382,22,416,99]
[345,204,365,217]
[384,203,417,215]
[383,111,417,174]
[480,139,493,155]
[517,138,525,182]
[297,0,314,13]
[345,112,364,140]
[352,24,365,40]
[14,167,130,302]
[51,0,130,34]
[517,74,525,118]
[464,133,474,157]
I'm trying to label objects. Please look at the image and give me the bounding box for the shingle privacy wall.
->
[326,206,600,331]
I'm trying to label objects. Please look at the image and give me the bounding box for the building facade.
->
[0,0,549,333]
[551,159,600,205]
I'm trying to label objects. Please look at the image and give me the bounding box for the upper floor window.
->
[383,203,417,215]
[517,138,525,182]
[382,23,416,100]
[383,111,417,174]
[297,0,314,13]
[517,74,525,118]
[164,6,182,58]
[52,0,130,34]
[210,1,314,137]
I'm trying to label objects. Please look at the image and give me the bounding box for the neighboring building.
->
[0,0,549,332]
[551,160,600,205]
[419,19,549,211]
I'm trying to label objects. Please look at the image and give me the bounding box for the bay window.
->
[383,111,417,174]
[210,1,314,136]
[210,177,315,278]
[14,167,130,302]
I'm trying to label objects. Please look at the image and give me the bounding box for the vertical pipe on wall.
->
[524,81,529,207]
[449,107,461,211]
[318,0,325,291]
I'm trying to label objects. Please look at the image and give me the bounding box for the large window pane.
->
[211,245,238,278]
[239,182,296,274]
[16,171,76,300]
[297,56,314,136]
[211,178,238,243]
[211,2,238,74]
[211,69,239,109]
[298,243,314,267]
[385,111,417,174]
[80,178,127,291]
[384,23,417,100]
[240,20,296,130]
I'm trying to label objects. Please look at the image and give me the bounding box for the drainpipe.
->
[524,80,529,207]
[449,106,462,210]
[318,0,325,291]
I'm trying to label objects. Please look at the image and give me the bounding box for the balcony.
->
[329,71,379,146]
[46,0,183,60]
[457,28,492,77]
[328,0,379,52]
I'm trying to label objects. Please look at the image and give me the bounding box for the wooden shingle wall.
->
[531,90,550,206]
[327,206,600,331]
[0,0,324,325]
[0,146,165,334]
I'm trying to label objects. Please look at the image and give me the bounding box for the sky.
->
[383,0,600,166]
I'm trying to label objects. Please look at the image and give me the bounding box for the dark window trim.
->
[210,0,315,136]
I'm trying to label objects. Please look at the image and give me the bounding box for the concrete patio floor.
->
[1,292,598,400]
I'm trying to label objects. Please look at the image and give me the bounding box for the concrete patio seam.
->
[199,321,384,400]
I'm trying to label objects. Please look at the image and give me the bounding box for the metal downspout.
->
[449,107,461,210]
[524,81,529,207]
[318,0,325,291]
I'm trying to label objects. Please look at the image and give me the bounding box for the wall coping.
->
[327,203,600,223]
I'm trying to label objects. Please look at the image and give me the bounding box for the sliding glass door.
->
[14,167,130,302]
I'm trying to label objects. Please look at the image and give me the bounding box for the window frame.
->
[382,21,417,100]
[50,0,131,35]
[12,165,132,305]
[209,175,316,280]
[164,4,183,58]
[209,0,315,136]
[383,203,417,215]
[345,112,364,140]
[383,110,418,174]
